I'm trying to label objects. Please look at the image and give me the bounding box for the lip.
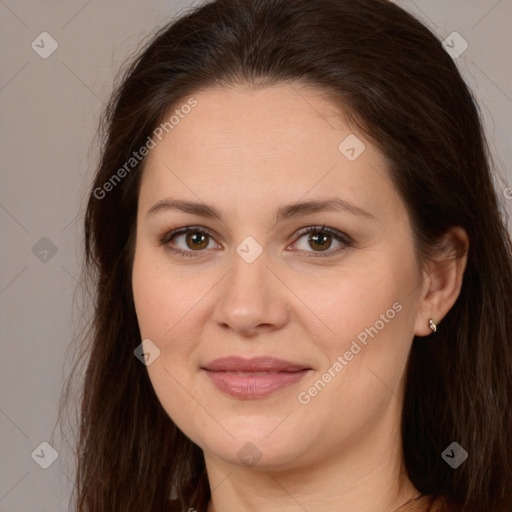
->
[202,356,310,373]
[201,357,312,399]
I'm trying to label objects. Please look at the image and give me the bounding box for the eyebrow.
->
[146,197,375,223]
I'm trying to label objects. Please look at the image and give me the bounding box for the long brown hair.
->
[57,0,512,510]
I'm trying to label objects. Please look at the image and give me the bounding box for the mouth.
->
[202,356,311,373]
[201,356,312,399]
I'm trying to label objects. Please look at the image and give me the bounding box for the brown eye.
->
[159,226,221,258]
[184,231,210,250]
[307,231,333,251]
[159,225,352,259]
[292,226,353,258]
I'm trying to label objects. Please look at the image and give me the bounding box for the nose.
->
[211,250,290,337]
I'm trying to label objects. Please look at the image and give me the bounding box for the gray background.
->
[1,1,511,510]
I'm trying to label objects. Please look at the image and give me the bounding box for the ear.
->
[414,227,469,337]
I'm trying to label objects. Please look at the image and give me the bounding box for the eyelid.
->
[158,225,221,255]
[290,225,353,258]
[159,225,353,258]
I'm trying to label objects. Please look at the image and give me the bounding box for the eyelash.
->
[158,225,353,259]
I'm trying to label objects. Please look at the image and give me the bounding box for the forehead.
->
[139,83,404,224]
[147,83,358,172]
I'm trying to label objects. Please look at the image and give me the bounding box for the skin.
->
[131,82,468,512]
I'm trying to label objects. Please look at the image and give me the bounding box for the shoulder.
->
[394,494,461,512]
[429,495,461,512]
[163,499,185,512]
[163,499,206,512]
[165,495,460,512]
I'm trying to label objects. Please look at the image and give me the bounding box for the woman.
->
[60,0,512,510]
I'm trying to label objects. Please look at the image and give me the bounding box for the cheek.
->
[308,252,419,383]
[132,248,199,342]
[131,249,211,379]
[317,261,412,335]
[132,253,207,436]
[131,251,193,401]
[132,263,168,341]
[296,271,416,441]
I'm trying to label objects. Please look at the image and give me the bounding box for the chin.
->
[202,429,307,470]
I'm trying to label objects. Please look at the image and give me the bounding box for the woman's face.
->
[132,83,427,470]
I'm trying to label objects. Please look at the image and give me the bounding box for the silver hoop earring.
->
[429,319,437,333]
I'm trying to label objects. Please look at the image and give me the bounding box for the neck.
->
[203,406,420,512]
